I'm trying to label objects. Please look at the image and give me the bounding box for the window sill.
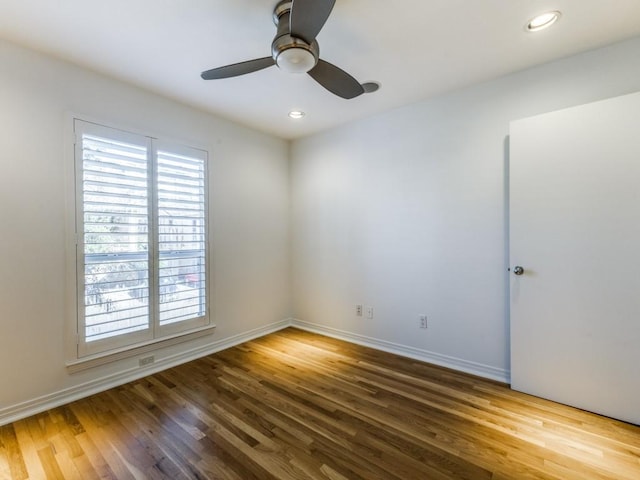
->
[66,324,216,374]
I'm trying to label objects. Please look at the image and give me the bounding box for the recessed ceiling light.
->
[288,110,305,119]
[526,11,561,32]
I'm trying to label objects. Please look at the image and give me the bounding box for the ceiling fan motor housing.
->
[272,0,319,73]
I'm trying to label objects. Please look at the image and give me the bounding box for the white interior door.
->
[509,91,640,426]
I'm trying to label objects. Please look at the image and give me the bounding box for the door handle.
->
[513,266,524,275]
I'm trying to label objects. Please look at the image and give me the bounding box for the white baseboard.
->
[0,318,293,427]
[1,317,509,426]
[291,319,510,384]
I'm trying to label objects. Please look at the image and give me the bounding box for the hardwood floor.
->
[1,328,639,479]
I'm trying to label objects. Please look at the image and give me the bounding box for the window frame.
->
[71,118,212,360]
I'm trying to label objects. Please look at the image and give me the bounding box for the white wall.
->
[0,39,291,420]
[290,37,640,381]
[3,33,640,423]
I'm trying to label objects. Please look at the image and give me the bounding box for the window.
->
[73,119,209,358]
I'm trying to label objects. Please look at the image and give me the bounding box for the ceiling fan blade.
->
[308,59,365,99]
[201,57,275,80]
[290,0,336,44]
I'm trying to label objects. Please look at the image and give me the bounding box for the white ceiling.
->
[1,0,640,139]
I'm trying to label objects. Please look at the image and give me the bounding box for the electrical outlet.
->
[419,315,428,329]
[356,304,363,316]
[139,355,155,367]
[366,306,374,319]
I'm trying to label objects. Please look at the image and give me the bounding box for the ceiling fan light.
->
[276,47,316,73]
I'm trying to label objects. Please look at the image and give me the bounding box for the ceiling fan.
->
[200,0,379,99]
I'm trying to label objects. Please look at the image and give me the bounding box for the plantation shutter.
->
[79,125,152,354]
[156,146,207,329]
[74,120,209,357]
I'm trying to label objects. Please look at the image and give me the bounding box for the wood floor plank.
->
[0,424,28,480]
[11,420,48,479]
[3,327,640,479]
